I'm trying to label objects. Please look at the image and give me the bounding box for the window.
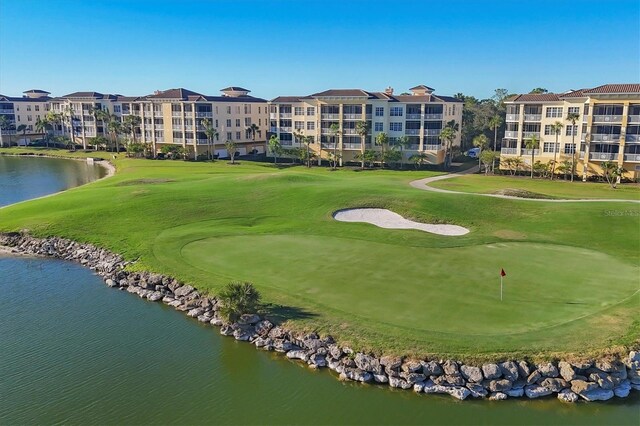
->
[544,125,554,135]
[375,107,384,117]
[389,122,402,131]
[236,106,241,114]
[245,117,251,126]
[226,106,231,114]
[546,107,563,118]
[35,105,40,111]
[171,118,182,126]
[294,121,304,130]
[583,105,589,115]
[244,104,251,114]
[215,120,218,127]
[226,119,232,127]
[568,107,579,115]
[307,107,315,116]
[374,122,383,131]
[113,105,121,113]
[564,143,576,154]
[235,119,240,127]
[543,142,559,153]
[236,131,241,140]
[294,107,304,116]
[452,105,456,115]
[390,107,403,116]
[307,122,315,130]
[258,119,261,126]
[565,125,578,136]
[27,105,31,111]
[227,132,232,140]
[215,106,219,114]
[27,115,32,121]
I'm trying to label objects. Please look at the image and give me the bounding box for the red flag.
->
[500,268,506,277]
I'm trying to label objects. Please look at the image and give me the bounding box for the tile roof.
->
[23,89,50,94]
[0,94,51,102]
[202,95,267,103]
[410,84,435,91]
[583,84,640,94]
[432,94,463,103]
[220,86,250,92]
[146,88,205,100]
[311,89,372,98]
[558,89,587,98]
[270,96,307,103]
[61,91,112,99]
[509,93,561,102]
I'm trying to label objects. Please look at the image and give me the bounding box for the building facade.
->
[501,84,640,179]
[0,90,51,145]
[268,85,463,165]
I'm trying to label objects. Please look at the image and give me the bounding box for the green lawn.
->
[1,148,639,360]
[428,174,640,200]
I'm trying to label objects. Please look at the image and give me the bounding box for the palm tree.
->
[268,135,281,165]
[0,114,9,147]
[525,133,539,178]
[566,111,580,181]
[46,110,63,142]
[63,106,80,150]
[409,152,428,169]
[35,116,51,148]
[472,134,489,172]
[225,140,238,164]
[488,115,503,171]
[90,106,109,150]
[17,124,27,145]
[355,121,369,170]
[329,123,341,170]
[123,115,141,143]
[375,132,389,168]
[249,123,259,141]
[294,131,314,168]
[439,121,458,170]
[396,135,411,169]
[107,116,123,154]
[550,121,564,180]
[201,118,218,160]
[218,281,261,323]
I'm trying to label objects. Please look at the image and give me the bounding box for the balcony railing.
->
[626,134,640,142]
[197,139,209,145]
[184,125,194,131]
[269,113,278,119]
[280,127,292,132]
[406,129,420,135]
[0,109,15,114]
[171,111,182,117]
[406,114,422,120]
[153,111,163,117]
[342,143,362,149]
[279,113,292,118]
[365,114,372,119]
[321,113,340,119]
[521,149,540,155]
[174,138,184,143]
[589,152,618,161]
[196,112,212,118]
[424,114,443,120]
[406,144,420,151]
[156,137,165,142]
[321,128,338,134]
[624,153,640,162]
[343,129,358,135]
[506,114,519,121]
[321,143,336,149]
[424,129,441,136]
[591,134,621,142]
[501,148,518,155]
[424,144,442,151]
[342,113,361,120]
[592,115,622,123]
[523,131,540,139]
[579,152,585,159]
[628,115,640,123]
[504,131,518,138]
[524,114,542,121]
[269,127,278,132]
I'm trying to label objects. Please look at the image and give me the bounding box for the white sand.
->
[333,208,469,236]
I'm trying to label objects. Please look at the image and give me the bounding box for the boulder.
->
[220,325,234,336]
[628,368,640,384]
[148,291,163,302]
[499,361,519,381]
[309,354,327,368]
[505,387,524,398]
[488,379,512,392]
[595,360,619,373]
[558,361,576,382]
[540,378,568,392]
[380,355,403,369]
[466,383,488,398]
[210,317,224,326]
[536,362,559,378]
[557,389,579,403]
[105,279,117,287]
[442,360,459,376]
[238,313,261,325]
[197,314,210,323]
[162,295,175,304]
[355,353,382,374]
[578,388,614,401]
[613,380,631,398]
[489,392,507,401]
[422,361,443,376]
[389,376,411,389]
[174,284,194,298]
[517,361,532,378]
[482,363,502,380]
[445,386,471,401]
[233,329,251,341]
[402,360,422,373]
[589,372,615,390]
[571,379,598,394]
[524,384,553,399]
[341,368,373,383]
[168,299,182,308]
[413,382,425,393]
[253,336,271,348]
[460,365,483,383]
[526,370,541,385]
[286,350,309,362]
[443,374,465,386]
[373,374,389,384]
[187,308,204,318]
[329,345,343,360]
[423,381,445,394]
[403,373,427,385]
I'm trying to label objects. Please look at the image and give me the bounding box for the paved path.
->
[410,166,640,203]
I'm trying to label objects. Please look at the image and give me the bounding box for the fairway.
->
[1,151,639,358]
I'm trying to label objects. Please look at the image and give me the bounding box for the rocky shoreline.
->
[1,232,638,403]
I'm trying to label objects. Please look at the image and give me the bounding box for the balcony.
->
[522,132,540,139]
[501,148,518,155]
[591,134,621,142]
[424,144,442,151]
[321,128,338,135]
[589,152,618,161]
[624,153,640,162]
[153,111,163,117]
[197,138,209,145]
[321,143,336,149]
[156,137,165,142]
[0,108,15,114]
[504,130,518,138]
[279,113,292,118]
[269,127,278,132]
[280,127,292,132]
[506,114,519,122]
[343,143,362,149]
[406,144,420,151]
[406,114,422,120]
[184,125,194,131]
[592,115,622,123]
[521,149,540,155]
[321,113,340,120]
[523,114,542,121]
[424,113,443,120]
[342,113,361,120]
[628,115,640,123]
[406,129,420,135]
[196,112,212,118]
[269,113,278,119]
[343,129,358,135]
[172,111,182,117]
[174,138,184,143]
[579,152,585,159]
[365,114,372,119]
[424,129,441,136]
[626,134,640,142]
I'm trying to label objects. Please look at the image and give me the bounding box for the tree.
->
[249,123,259,141]
[35,116,51,148]
[601,161,626,188]
[46,110,63,140]
[0,114,12,147]
[90,106,109,150]
[355,121,369,169]
[123,115,141,143]
[524,134,539,178]
[383,146,402,168]
[375,132,389,168]
[556,158,572,180]
[107,116,123,154]
[409,152,429,169]
[89,135,109,150]
[533,160,550,178]
[472,134,489,172]
[268,135,282,165]
[201,118,218,161]
[439,120,458,170]
[488,114,503,171]
[329,123,341,170]
[566,111,580,182]
[63,105,81,150]
[225,140,237,164]
[550,121,564,179]
[511,156,524,175]
[218,282,261,323]
[17,124,27,145]
[479,150,498,175]
[529,88,549,94]
[395,135,411,169]
[354,149,377,169]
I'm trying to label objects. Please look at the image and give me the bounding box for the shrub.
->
[218,282,261,322]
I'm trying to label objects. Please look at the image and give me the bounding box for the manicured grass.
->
[1,146,117,160]
[1,148,639,360]
[428,174,640,200]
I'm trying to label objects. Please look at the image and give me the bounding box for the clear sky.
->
[0,0,638,100]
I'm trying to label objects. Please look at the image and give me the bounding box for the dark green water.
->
[0,157,638,425]
[0,155,105,207]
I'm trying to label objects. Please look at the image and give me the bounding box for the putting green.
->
[180,235,639,336]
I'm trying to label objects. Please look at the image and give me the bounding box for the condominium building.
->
[48,87,268,157]
[501,83,640,179]
[268,85,463,165]
[0,90,51,144]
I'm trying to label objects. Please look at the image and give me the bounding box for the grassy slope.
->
[1,149,639,360]
[428,174,640,200]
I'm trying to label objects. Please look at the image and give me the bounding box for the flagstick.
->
[500,275,503,301]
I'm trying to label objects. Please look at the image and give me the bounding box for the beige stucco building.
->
[268,85,463,165]
[0,90,51,145]
[501,84,640,179]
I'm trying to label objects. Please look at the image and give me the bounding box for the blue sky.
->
[1,0,638,100]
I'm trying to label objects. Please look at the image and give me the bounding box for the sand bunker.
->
[333,208,469,236]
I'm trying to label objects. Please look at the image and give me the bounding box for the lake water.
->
[0,157,638,425]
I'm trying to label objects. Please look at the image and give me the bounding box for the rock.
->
[482,363,502,380]
[403,373,427,385]
[443,374,465,386]
[422,361,443,376]
[489,392,508,401]
[467,383,488,398]
[380,355,403,369]
[210,317,224,326]
[524,384,553,399]
[540,378,568,392]
[570,379,598,394]
[220,325,234,336]
[355,353,382,374]
[328,345,343,360]
[557,389,579,403]
[558,361,576,382]
[373,374,389,384]
[309,354,327,368]
[590,372,615,390]
[442,360,459,376]
[614,380,631,398]
[571,360,593,371]
[536,362,559,378]
[445,386,471,401]
[413,382,425,393]
[174,284,194,298]
[628,368,640,384]
[168,299,182,308]
[126,285,140,294]
[187,307,204,318]
[162,295,174,303]
[460,365,483,383]
[342,368,373,383]
[402,360,422,373]
[253,336,271,348]
[512,379,527,389]
[578,388,614,401]
[595,360,619,373]
[286,350,309,362]
[254,320,273,336]
[526,370,541,385]
[517,361,532,378]
[268,326,288,340]
[147,291,163,301]
[238,313,261,325]
[499,361,519,381]
[422,380,439,394]
[105,278,117,287]
[233,329,251,341]
[505,387,524,398]
[389,376,412,389]
[197,314,210,323]
[488,379,512,392]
